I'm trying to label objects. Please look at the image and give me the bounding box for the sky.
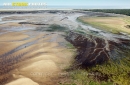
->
[0,0,130,8]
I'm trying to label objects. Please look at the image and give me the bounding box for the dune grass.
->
[77,16,130,34]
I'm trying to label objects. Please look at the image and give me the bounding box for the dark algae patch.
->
[64,31,130,85]
[66,31,130,67]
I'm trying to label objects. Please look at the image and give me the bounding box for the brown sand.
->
[5,78,39,85]
[0,30,74,85]
[0,13,78,85]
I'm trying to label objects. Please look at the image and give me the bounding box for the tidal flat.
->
[0,10,130,85]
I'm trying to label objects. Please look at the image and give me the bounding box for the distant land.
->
[0,5,130,10]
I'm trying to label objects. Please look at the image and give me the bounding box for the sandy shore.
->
[0,30,74,85]
[0,12,76,85]
[1,10,129,85]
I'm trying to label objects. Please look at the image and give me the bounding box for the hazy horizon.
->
[0,5,130,9]
[0,0,130,9]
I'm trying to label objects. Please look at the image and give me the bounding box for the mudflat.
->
[0,10,130,85]
[0,11,76,85]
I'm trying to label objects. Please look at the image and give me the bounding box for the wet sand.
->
[0,30,74,85]
[0,13,76,85]
[0,10,130,85]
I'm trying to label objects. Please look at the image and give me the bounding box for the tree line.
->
[84,9,130,16]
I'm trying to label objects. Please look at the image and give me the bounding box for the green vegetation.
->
[90,58,130,85]
[83,9,130,16]
[69,69,114,85]
[59,69,113,85]
[77,16,130,34]
[47,24,68,32]
[60,57,130,85]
